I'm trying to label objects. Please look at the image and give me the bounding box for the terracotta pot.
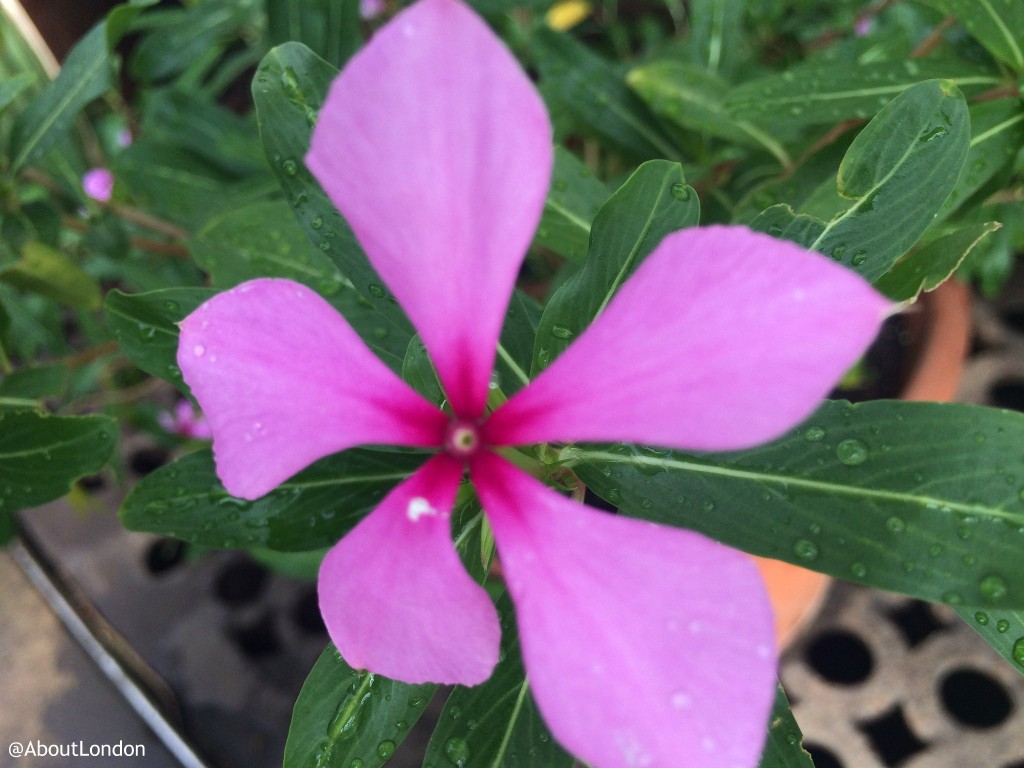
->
[755,279,973,645]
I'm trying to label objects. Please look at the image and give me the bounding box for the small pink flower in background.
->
[177,0,887,765]
[359,0,385,18]
[82,167,114,203]
[158,400,212,440]
[855,15,874,37]
[116,128,133,148]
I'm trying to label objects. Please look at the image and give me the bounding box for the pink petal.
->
[177,278,446,499]
[307,0,553,418]
[472,452,776,768]
[319,453,500,684]
[487,225,889,450]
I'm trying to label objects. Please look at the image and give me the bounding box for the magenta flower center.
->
[443,419,481,459]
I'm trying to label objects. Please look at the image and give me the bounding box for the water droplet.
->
[974,611,989,625]
[282,158,298,175]
[851,562,867,578]
[671,691,692,709]
[974,431,987,444]
[701,499,715,512]
[670,182,691,201]
[919,126,948,142]
[311,215,323,230]
[851,250,867,267]
[409,696,425,708]
[551,325,573,340]
[928,543,943,557]
[885,516,906,533]
[794,539,819,560]
[830,244,847,261]
[447,705,462,720]
[137,324,157,341]
[395,719,409,731]
[980,575,1009,603]
[444,737,470,767]
[376,740,396,760]
[997,619,1010,633]
[942,591,963,605]
[804,426,825,442]
[163,300,180,313]
[367,283,386,298]
[836,439,868,465]
[351,760,364,768]
[1012,638,1024,667]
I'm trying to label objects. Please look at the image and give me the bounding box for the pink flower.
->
[177,1,887,765]
[82,167,114,202]
[158,400,212,440]
[116,129,133,148]
[359,0,385,18]
[855,15,874,37]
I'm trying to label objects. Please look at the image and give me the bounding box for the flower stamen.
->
[444,419,481,459]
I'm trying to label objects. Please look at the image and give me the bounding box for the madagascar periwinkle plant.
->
[1,0,1023,766]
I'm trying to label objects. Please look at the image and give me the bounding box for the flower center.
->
[443,419,481,459]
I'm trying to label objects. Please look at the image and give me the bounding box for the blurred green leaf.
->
[424,592,573,768]
[533,160,698,374]
[9,24,110,172]
[748,204,827,249]
[0,412,116,514]
[807,79,970,281]
[0,73,33,113]
[945,0,1024,71]
[569,400,1024,608]
[532,26,679,160]
[876,221,1000,301]
[120,447,426,551]
[0,363,69,400]
[689,0,745,77]
[533,147,609,264]
[628,61,791,166]
[284,646,435,768]
[725,59,998,130]
[105,287,216,393]
[938,98,1024,222]
[266,0,362,69]
[0,242,101,309]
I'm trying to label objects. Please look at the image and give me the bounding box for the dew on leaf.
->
[997,619,1010,633]
[670,182,691,201]
[793,539,819,560]
[836,439,868,465]
[979,575,1009,603]
[1012,637,1024,667]
[376,740,396,760]
[803,426,825,442]
[444,737,470,767]
[974,611,989,625]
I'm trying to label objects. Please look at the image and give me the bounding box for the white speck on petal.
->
[614,732,652,767]
[406,496,437,522]
[671,691,692,710]
[193,344,205,357]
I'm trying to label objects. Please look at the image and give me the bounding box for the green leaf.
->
[402,336,443,406]
[725,59,999,129]
[688,0,744,77]
[532,27,679,160]
[0,411,116,513]
[938,99,1024,222]
[533,160,698,374]
[104,287,216,392]
[875,221,1001,301]
[252,43,414,339]
[806,80,970,281]
[758,684,814,768]
[266,0,362,69]
[0,363,69,400]
[0,242,101,310]
[0,73,33,113]
[190,200,409,370]
[628,61,791,166]
[120,447,427,551]
[566,400,1024,608]
[424,592,573,768]
[496,290,542,395]
[533,147,608,264]
[748,204,827,249]
[957,607,1024,676]
[945,0,1024,71]
[284,646,435,768]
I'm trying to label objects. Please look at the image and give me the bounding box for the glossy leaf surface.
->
[0,412,116,514]
[283,645,435,768]
[569,400,1024,608]
[120,447,427,552]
